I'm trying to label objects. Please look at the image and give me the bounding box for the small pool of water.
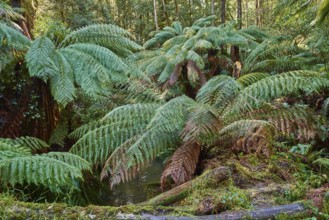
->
[84,159,164,206]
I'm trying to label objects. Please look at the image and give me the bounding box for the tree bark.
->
[161,0,170,26]
[144,166,230,206]
[174,0,179,20]
[237,0,242,29]
[221,0,226,24]
[153,0,159,30]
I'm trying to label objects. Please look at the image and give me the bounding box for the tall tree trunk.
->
[174,0,179,20]
[258,0,263,27]
[188,0,192,26]
[245,0,249,26]
[211,0,215,15]
[237,0,242,29]
[161,0,170,26]
[221,0,226,24]
[153,0,159,30]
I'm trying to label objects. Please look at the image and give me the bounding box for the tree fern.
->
[236,72,270,87]
[43,152,91,172]
[0,156,83,192]
[225,70,329,117]
[0,22,30,50]
[0,136,49,152]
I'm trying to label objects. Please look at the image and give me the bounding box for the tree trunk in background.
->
[245,0,249,26]
[161,0,170,26]
[211,0,215,15]
[255,0,259,25]
[153,0,159,30]
[237,0,242,29]
[174,0,179,20]
[259,0,263,27]
[188,0,192,26]
[221,0,226,23]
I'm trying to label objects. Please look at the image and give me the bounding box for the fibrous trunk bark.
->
[153,0,159,30]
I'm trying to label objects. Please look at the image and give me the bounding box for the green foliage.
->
[0,136,91,194]
[312,0,329,25]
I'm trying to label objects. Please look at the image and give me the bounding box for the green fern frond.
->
[196,75,241,110]
[0,156,83,192]
[43,152,91,171]
[26,36,58,81]
[0,142,31,156]
[0,1,24,20]
[0,150,25,160]
[208,120,276,153]
[226,70,329,116]
[237,72,270,87]
[50,51,76,105]
[0,22,30,50]
[0,136,49,152]
[313,157,329,170]
[70,104,160,164]
[49,123,69,147]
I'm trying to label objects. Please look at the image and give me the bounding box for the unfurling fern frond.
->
[0,156,83,192]
[161,142,201,189]
[0,136,49,152]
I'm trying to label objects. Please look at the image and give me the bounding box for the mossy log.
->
[144,166,230,206]
[142,203,307,220]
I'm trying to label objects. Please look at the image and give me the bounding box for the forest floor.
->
[1,151,329,219]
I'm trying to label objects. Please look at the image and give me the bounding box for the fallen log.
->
[142,203,307,220]
[144,166,230,206]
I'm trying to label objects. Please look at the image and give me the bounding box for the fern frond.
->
[94,96,196,187]
[226,70,329,116]
[61,24,142,55]
[70,104,160,164]
[237,72,270,87]
[43,152,91,171]
[50,51,76,105]
[161,142,201,188]
[0,1,24,20]
[244,105,321,142]
[26,36,58,81]
[49,123,68,147]
[313,157,329,170]
[0,156,83,192]
[196,75,241,110]
[0,136,49,152]
[181,103,222,143]
[210,120,276,157]
[0,22,30,50]
[0,141,31,156]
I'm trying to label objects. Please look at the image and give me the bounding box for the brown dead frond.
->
[161,142,201,189]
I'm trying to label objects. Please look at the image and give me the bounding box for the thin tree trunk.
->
[245,0,249,26]
[237,0,242,28]
[211,0,215,15]
[174,0,179,20]
[188,0,192,26]
[153,0,159,30]
[161,0,170,26]
[255,0,259,26]
[259,0,263,27]
[221,0,226,24]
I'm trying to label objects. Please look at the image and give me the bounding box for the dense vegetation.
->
[1,0,329,218]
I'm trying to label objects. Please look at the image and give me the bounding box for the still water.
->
[84,159,164,206]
